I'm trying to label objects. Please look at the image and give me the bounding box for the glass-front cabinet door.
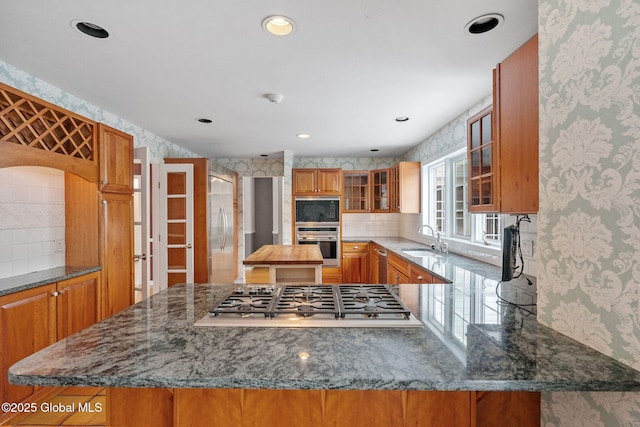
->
[467,106,496,212]
[371,169,389,212]
[342,171,370,212]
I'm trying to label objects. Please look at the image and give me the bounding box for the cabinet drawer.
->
[388,252,409,276]
[410,266,434,284]
[342,242,369,253]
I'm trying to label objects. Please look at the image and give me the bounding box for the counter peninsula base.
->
[109,387,539,427]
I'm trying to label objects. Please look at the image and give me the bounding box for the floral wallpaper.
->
[294,157,399,170]
[0,60,198,163]
[539,0,640,425]
[403,96,492,163]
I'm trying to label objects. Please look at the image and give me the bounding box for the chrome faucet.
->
[417,224,435,237]
[417,224,449,254]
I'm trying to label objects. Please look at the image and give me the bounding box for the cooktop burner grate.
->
[210,285,276,317]
[273,285,340,318]
[338,285,412,319]
[209,284,413,320]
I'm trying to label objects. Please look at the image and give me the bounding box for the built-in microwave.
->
[295,197,340,225]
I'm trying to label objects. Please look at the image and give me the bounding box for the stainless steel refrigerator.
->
[208,173,234,283]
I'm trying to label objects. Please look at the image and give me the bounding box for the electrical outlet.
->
[54,239,64,253]
[521,239,533,257]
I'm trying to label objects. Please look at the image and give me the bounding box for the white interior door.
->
[133,147,151,302]
[156,163,194,290]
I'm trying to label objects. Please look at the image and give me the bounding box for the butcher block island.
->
[243,244,324,284]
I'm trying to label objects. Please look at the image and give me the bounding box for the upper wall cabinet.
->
[98,123,134,194]
[494,33,539,214]
[371,168,389,212]
[0,82,98,182]
[342,171,370,212]
[469,34,539,214]
[389,162,421,213]
[467,106,496,212]
[292,168,342,196]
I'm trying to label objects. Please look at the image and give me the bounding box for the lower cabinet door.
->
[101,192,134,317]
[0,285,57,403]
[57,272,99,340]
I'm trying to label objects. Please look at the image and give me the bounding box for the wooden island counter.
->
[243,244,323,284]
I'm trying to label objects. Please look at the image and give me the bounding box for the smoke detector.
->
[264,93,284,103]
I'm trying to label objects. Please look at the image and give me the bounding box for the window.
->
[422,149,502,247]
[430,162,446,234]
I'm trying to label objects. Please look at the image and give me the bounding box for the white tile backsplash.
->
[342,213,402,237]
[0,167,65,279]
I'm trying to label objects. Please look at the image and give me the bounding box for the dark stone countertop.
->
[0,266,102,297]
[9,239,640,392]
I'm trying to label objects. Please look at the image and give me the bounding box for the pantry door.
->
[157,163,194,290]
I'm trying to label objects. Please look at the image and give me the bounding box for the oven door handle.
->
[298,237,335,241]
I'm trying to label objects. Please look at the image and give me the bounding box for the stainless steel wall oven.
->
[294,197,340,266]
[295,225,339,266]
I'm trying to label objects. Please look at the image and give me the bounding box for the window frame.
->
[421,148,503,249]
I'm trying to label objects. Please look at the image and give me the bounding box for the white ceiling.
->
[0,0,538,159]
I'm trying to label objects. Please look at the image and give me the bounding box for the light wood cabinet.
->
[0,285,56,405]
[475,391,540,427]
[371,168,389,211]
[409,265,435,284]
[342,171,370,212]
[342,242,369,284]
[388,265,410,285]
[0,82,99,183]
[98,123,133,194]
[100,192,134,317]
[369,243,381,284]
[494,34,539,214]
[388,252,410,285]
[322,267,343,284]
[467,106,496,212]
[471,34,538,214]
[389,162,421,213]
[66,166,133,321]
[369,163,420,214]
[56,272,99,340]
[0,272,99,409]
[293,168,341,195]
[110,387,539,427]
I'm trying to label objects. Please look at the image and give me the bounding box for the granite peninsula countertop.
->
[0,266,101,297]
[10,247,640,391]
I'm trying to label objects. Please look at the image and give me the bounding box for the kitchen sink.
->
[401,248,443,258]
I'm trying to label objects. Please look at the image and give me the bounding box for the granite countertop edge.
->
[0,266,102,297]
[11,373,640,392]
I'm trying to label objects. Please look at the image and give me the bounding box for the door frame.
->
[153,163,195,291]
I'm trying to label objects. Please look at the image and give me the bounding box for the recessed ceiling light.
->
[395,117,409,122]
[262,15,295,36]
[72,21,109,39]
[465,14,504,34]
[196,118,213,124]
[297,133,310,139]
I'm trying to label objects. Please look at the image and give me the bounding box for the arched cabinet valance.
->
[0,82,98,183]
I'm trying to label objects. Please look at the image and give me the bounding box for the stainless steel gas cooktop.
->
[194,284,423,328]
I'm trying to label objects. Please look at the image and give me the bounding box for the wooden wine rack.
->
[0,82,98,182]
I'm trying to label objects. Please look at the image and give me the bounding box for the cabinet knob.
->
[353,246,359,249]
[417,275,423,280]
[52,291,59,297]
